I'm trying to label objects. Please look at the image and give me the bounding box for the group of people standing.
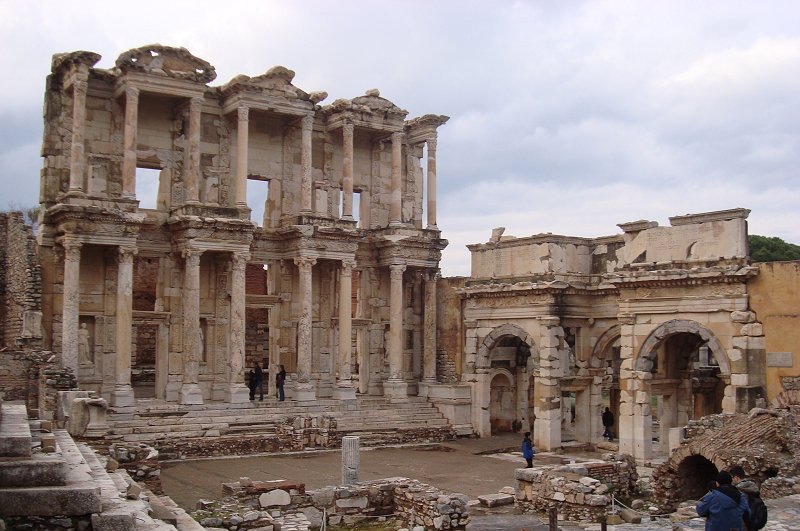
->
[247,363,286,402]
[696,466,768,531]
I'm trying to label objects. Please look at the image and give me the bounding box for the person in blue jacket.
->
[521,431,535,468]
[696,471,750,531]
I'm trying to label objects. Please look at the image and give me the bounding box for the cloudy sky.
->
[1,0,798,276]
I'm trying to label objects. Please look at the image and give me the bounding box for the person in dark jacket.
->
[247,369,256,401]
[253,363,264,401]
[276,364,286,401]
[696,471,750,531]
[521,431,535,468]
[730,465,765,531]
[602,407,615,440]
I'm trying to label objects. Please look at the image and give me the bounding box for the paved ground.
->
[160,435,800,530]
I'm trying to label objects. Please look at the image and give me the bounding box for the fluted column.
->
[389,132,403,226]
[227,251,250,402]
[384,263,408,398]
[426,137,438,229]
[422,270,438,382]
[334,260,356,400]
[235,105,249,207]
[341,122,354,220]
[300,114,314,213]
[121,86,140,199]
[68,78,89,193]
[112,245,137,406]
[295,256,317,401]
[185,96,203,204]
[61,240,82,375]
[180,248,204,404]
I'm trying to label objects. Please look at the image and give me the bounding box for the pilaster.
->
[68,78,89,193]
[300,114,314,213]
[341,121,354,220]
[426,136,438,229]
[185,96,203,204]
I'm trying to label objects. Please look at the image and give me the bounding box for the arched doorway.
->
[589,326,622,443]
[637,320,729,455]
[490,372,514,433]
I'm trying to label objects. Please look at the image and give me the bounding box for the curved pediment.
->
[350,89,408,117]
[115,44,216,84]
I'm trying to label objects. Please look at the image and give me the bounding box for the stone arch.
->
[589,325,621,368]
[635,319,730,375]
[476,323,538,370]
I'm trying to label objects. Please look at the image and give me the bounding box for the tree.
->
[749,235,800,262]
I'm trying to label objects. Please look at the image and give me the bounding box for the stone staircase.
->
[104,395,454,454]
[0,399,202,530]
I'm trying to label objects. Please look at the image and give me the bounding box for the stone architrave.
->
[111,245,136,407]
[300,114,314,213]
[121,86,139,199]
[235,105,249,207]
[227,251,250,403]
[389,132,403,225]
[68,78,89,193]
[180,248,204,404]
[295,256,317,401]
[341,121,354,220]
[384,263,408,398]
[334,260,356,400]
[426,136,438,229]
[185,96,203,203]
[61,240,82,375]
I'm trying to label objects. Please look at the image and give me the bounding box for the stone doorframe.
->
[471,323,539,437]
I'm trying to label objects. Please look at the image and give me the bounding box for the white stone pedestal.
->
[333,385,357,401]
[294,382,317,402]
[382,379,408,399]
[110,385,135,407]
[179,383,204,405]
[225,383,251,403]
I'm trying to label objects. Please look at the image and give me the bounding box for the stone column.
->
[295,256,317,401]
[112,246,137,407]
[426,137,438,229]
[341,121,354,220]
[185,96,203,204]
[121,86,140,199]
[617,315,640,458]
[534,317,564,451]
[235,105,249,207]
[341,435,360,485]
[180,248,204,404]
[419,270,438,397]
[384,263,408,398]
[334,260,356,400]
[300,114,314,213]
[61,240,82,375]
[389,131,403,226]
[68,78,89,193]
[227,251,250,403]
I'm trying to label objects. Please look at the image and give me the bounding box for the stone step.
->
[0,454,67,488]
[0,403,33,458]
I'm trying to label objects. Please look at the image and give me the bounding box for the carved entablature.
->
[114,44,216,84]
[46,204,144,243]
[219,66,324,117]
[322,89,408,132]
[167,216,256,248]
[603,264,758,289]
[406,114,450,144]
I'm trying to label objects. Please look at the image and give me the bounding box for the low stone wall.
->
[194,477,469,530]
[515,454,638,522]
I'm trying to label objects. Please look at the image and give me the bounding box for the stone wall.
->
[199,477,469,530]
[436,276,465,382]
[0,211,42,348]
[515,454,638,523]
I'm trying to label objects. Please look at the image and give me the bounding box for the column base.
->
[110,384,135,407]
[417,379,436,398]
[383,379,408,399]
[333,384,357,401]
[179,383,204,405]
[225,383,251,403]
[294,382,317,402]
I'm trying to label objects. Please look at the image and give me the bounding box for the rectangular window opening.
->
[135,167,161,210]
[246,176,269,228]
[353,191,361,227]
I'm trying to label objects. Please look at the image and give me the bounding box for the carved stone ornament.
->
[51,51,101,74]
[115,44,216,84]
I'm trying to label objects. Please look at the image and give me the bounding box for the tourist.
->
[253,363,264,401]
[602,407,615,441]
[696,471,749,531]
[247,369,255,401]
[730,465,768,530]
[276,365,286,401]
[521,431,534,468]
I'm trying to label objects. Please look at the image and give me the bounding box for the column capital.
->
[182,247,203,265]
[117,245,138,264]
[301,113,314,130]
[389,263,406,280]
[424,269,441,283]
[73,78,89,95]
[294,256,317,271]
[189,95,204,109]
[343,120,354,135]
[125,86,140,100]
[391,131,404,143]
[426,136,438,151]
[63,240,83,260]
[237,105,250,122]
[232,251,250,269]
[341,259,356,276]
